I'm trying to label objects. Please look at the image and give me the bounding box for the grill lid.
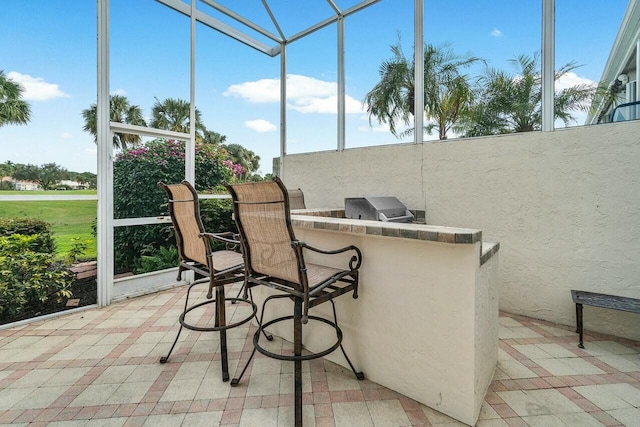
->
[344,196,414,222]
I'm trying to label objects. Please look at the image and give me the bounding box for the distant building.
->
[59,180,87,190]
[587,0,640,124]
[1,176,41,191]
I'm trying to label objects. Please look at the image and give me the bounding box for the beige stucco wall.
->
[282,121,640,342]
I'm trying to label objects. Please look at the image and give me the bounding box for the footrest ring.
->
[254,314,342,362]
[179,297,257,332]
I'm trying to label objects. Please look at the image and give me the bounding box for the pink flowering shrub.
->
[222,159,246,178]
[113,139,232,271]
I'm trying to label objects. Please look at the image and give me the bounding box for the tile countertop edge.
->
[480,242,500,266]
[290,210,481,243]
[290,213,500,265]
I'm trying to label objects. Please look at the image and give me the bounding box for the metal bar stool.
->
[158,180,259,382]
[226,177,364,426]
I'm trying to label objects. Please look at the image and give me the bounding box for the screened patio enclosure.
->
[96,0,560,307]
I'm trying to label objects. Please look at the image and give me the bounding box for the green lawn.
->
[0,199,97,260]
[0,190,97,195]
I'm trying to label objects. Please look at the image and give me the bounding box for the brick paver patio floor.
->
[1,284,639,426]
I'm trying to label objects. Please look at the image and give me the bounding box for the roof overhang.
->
[587,0,640,124]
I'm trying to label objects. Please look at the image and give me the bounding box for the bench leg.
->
[575,303,584,349]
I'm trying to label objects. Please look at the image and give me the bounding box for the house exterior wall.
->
[15,181,41,191]
[282,120,640,342]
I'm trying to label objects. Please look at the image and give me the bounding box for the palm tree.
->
[457,53,594,136]
[422,43,480,140]
[150,97,206,140]
[223,143,261,177]
[82,95,146,149]
[587,79,627,124]
[202,130,227,146]
[364,40,482,140]
[0,70,31,127]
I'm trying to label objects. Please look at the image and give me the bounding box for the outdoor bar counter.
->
[251,208,500,426]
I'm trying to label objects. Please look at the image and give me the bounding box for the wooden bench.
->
[571,290,640,348]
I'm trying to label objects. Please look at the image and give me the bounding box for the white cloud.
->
[245,119,276,133]
[289,94,364,114]
[224,77,280,103]
[490,28,503,37]
[60,132,72,139]
[555,72,596,91]
[112,88,127,96]
[554,73,596,127]
[6,71,69,101]
[224,74,366,114]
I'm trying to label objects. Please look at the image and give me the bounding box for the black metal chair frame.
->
[158,180,258,382]
[226,177,364,426]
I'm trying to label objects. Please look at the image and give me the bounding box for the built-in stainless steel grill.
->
[344,196,415,223]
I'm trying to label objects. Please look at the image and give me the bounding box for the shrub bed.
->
[0,230,76,322]
[0,218,55,254]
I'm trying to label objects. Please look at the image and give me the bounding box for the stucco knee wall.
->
[282,121,640,342]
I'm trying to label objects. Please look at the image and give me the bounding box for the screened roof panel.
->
[199,0,280,40]
[191,0,379,47]
[157,0,380,56]
[259,0,338,39]
[201,0,377,39]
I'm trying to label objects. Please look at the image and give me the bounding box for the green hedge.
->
[0,218,56,254]
[0,233,74,318]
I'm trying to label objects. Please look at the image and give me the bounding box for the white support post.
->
[97,0,113,307]
[186,1,196,184]
[413,0,424,144]
[636,40,640,102]
[279,43,287,179]
[337,17,346,151]
[541,0,555,132]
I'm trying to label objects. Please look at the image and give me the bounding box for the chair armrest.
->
[294,241,362,271]
[200,232,241,251]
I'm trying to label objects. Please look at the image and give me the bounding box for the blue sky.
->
[0,0,629,175]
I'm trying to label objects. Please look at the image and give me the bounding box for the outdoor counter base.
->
[250,211,499,426]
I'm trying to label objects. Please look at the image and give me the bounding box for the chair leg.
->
[231,283,244,304]
[247,287,273,342]
[160,282,196,364]
[330,300,364,380]
[215,286,230,382]
[294,297,303,427]
[576,303,584,349]
[231,291,274,386]
[176,265,183,281]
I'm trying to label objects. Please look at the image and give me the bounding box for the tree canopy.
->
[82,95,146,150]
[364,40,482,140]
[12,163,67,191]
[223,143,261,178]
[81,95,262,179]
[0,70,31,127]
[150,97,206,140]
[456,53,595,136]
[366,37,599,140]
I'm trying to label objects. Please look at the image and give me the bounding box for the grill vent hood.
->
[344,196,414,223]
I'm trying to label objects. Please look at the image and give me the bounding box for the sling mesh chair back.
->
[226,177,364,426]
[158,180,257,382]
[288,188,306,210]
